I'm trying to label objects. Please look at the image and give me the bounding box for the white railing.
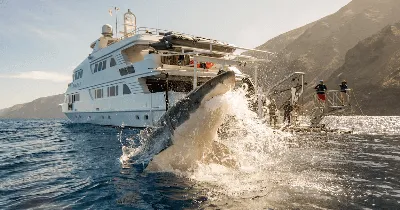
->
[314,89,352,108]
[126,27,274,54]
[134,27,231,44]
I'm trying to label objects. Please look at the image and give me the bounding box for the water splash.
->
[120,90,344,208]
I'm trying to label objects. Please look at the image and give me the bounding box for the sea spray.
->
[120,89,342,205]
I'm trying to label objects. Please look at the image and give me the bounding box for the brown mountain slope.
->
[0,94,66,119]
[245,0,400,91]
[327,22,400,115]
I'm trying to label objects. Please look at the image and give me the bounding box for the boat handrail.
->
[314,89,352,108]
[135,27,231,44]
[326,89,352,93]
[133,26,274,54]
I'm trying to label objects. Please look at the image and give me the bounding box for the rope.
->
[351,89,365,116]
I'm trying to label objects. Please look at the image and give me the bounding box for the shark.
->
[121,71,239,171]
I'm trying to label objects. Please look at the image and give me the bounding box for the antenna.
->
[109,7,120,38]
[115,7,119,38]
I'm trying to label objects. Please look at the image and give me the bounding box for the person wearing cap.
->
[315,80,328,102]
[339,80,348,105]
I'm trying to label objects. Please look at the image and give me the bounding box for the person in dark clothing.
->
[282,101,293,124]
[339,80,348,105]
[315,80,327,102]
[267,99,278,126]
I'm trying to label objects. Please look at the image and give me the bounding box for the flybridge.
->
[134,27,274,61]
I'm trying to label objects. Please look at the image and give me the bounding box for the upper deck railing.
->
[124,27,233,46]
[121,26,274,55]
[314,89,352,109]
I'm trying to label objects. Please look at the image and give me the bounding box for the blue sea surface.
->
[1,117,400,209]
[0,120,204,210]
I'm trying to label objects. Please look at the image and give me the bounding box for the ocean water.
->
[1,114,400,209]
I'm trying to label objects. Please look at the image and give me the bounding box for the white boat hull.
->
[64,109,165,127]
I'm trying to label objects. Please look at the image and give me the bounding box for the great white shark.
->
[121,71,239,171]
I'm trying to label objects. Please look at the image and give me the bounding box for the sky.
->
[0,0,351,109]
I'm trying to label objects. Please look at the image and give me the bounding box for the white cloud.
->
[0,71,71,83]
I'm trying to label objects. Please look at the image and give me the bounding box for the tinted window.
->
[96,88,103,99]
[127,66,135,74]
[110,58,117,67]
[123,84,131,94]
[94,64,98,73]
[108,86,116,97]
[98,62,103,72]
[102,60,107,70]
[78,70,83,78]
[119,66,135,76]
[116,85,118,96]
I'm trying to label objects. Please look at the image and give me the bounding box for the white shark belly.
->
[146,100,236,172]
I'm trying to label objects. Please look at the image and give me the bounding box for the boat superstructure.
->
[61,9,270,127]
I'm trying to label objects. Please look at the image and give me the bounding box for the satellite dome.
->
[102,24,113,37]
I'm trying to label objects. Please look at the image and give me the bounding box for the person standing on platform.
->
[315,80,327,103]
[339,80,348,106]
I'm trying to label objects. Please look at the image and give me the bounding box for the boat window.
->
[95,88,103,99]
[110,58,117,67]
[102,60,107,70]
[71,93,80,102]
[116,85,118,96]
[119,66,135,76]
[108,86,116,97]
[123,84,131,94]
[73,69,83,81]
[98,62,103,72]
[94,64,98,73]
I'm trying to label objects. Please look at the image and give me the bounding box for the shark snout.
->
[221,71,236,89]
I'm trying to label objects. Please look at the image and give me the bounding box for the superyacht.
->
[61,9,270,127]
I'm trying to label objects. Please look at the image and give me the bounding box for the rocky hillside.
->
[244,0,400,115]
[327,22,400,115]
[243,0,400,115]
[0,94,66,119]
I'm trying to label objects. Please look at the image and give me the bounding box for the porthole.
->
[144,115,149,120]
[136,115,140,120]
